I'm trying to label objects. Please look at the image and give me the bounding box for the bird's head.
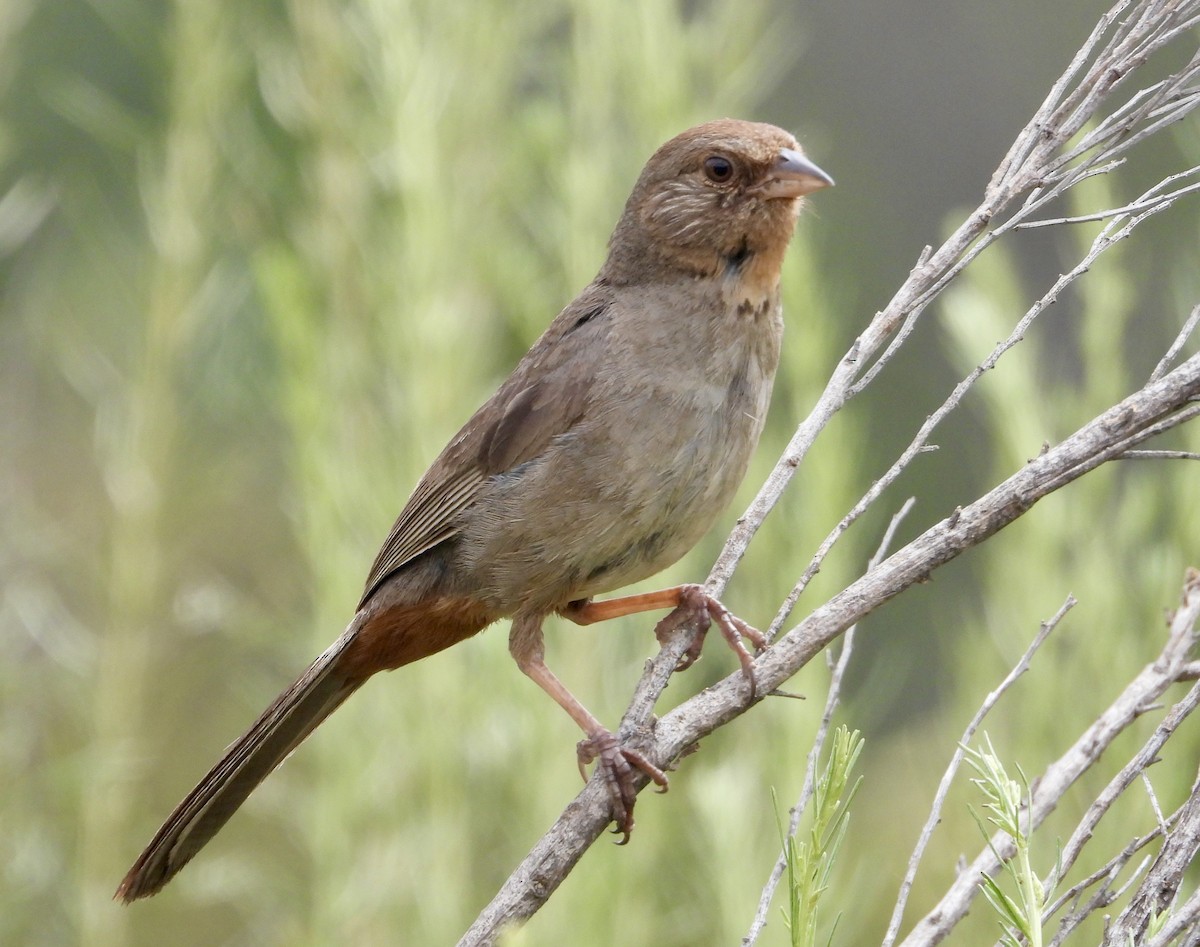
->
[603,118,833,295]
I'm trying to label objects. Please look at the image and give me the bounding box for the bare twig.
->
[1104,765,1200,945]
[1118,450,1200,460]
[1047,830,1162,947]
[1144,774,1172,847]
[770,181,1185,636]
[900,569,1200,947]
[1012,169,1200,228]
[743,498,915,946]
[1151,302,1200,382]
[1044,684,1200,943]
[880,596,1076,947]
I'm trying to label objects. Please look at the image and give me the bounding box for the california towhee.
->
[116,118,832,902]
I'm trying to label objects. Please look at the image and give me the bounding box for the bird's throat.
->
[723,239,787,316]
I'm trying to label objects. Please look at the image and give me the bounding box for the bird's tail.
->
[115,627,364,903]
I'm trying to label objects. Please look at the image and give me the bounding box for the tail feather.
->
[115,628,363,903]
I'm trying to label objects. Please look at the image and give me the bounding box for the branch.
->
[709,0,1200,599]
[742,498,914,946]
[1151,302,1200,382]
[1046,826,1163,947]
[900,569,1200,946]
[768,177,1185,636]
[1104,765,1200,945]
[880,596,1076,947]
[1144,880,1200,946]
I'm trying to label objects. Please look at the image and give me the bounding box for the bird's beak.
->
[760,148,835,199]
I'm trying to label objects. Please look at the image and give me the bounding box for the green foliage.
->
[775,726,863,947]
[964,735,1057,947]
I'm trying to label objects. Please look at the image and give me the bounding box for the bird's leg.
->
[561,584,766,697]
[508,614,668,841]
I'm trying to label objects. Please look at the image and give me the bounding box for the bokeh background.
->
[2,1,1198,944]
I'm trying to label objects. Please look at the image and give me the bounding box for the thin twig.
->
[1151,303,1200,382]
[1047,831,1162,947]
[880,596,1076,947]
[743,498,915,946]
[1144,774,1170,840]
[900,569,1200,947]
[1043,680,1200,931]
[1105,764,1200,945]
[771,186,1188,636]
[1013,171,1200,228]
[1118,450,1200,460]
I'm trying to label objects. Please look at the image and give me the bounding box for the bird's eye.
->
[703,155,735,184]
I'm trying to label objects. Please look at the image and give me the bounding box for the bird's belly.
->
[457,376,768,613]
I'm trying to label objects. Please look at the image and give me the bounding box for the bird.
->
[116,117,833,902]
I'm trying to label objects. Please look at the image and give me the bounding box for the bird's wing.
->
[357,288,613,606]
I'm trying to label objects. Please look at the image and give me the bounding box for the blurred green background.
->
[2,1,1197,944]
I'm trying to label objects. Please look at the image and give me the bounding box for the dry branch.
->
[901,569,1200,946]
[879,597,1076,947]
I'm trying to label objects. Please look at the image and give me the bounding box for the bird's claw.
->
[577,730,669,842]
[653,584,765,698]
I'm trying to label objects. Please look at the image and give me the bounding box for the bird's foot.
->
[654,584,766,698]
[577,729,669,842]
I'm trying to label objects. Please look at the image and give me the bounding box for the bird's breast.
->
[456,289,783,612]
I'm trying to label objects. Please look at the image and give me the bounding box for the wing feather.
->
[357,288,613,606]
